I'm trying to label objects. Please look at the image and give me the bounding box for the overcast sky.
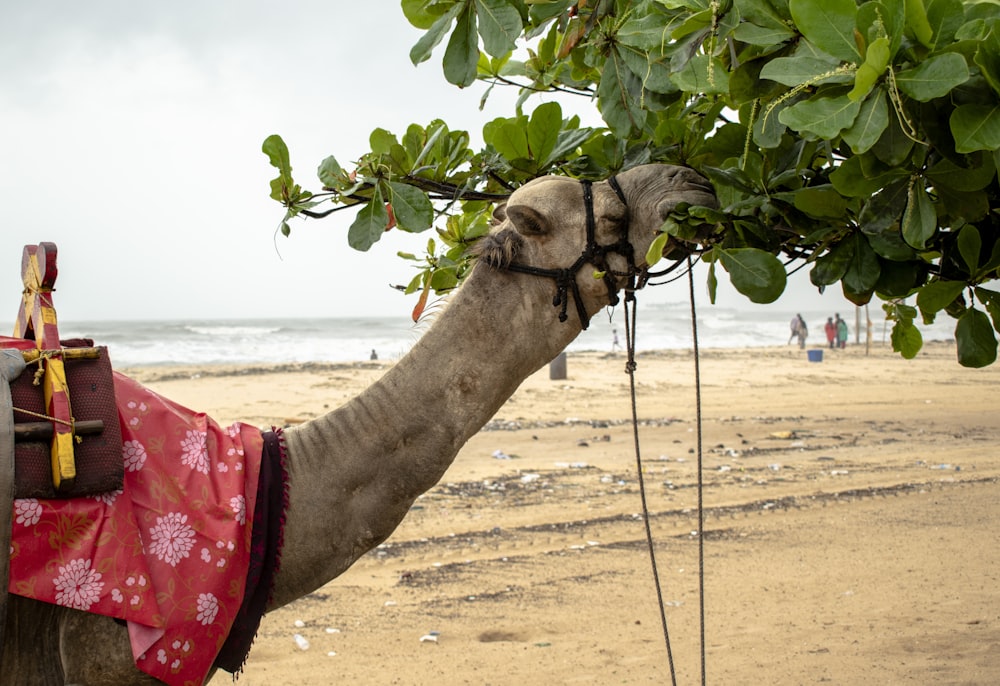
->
[0,1,843,326]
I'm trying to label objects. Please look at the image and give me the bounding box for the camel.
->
[1,163,716,684]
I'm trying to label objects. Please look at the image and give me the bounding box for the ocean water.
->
[37,300,957,367]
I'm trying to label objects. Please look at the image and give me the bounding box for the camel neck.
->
[268,266,581,607]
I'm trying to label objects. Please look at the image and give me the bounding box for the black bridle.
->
[502,176,642,330]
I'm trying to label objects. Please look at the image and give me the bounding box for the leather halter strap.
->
[503,176,639,330]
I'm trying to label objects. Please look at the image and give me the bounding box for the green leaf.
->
[645,232,671,268]
[904,0,934,47]
[316,155,344,188]
[848,37,890,102]
[895,52,970,102]
[348,186,389,251]
[718,248,787,303]
[618,42,676,95]
[707,259,718,304]
[732,21,797,46]
[976,287,1000,332]
[875,259,926,297]
[841,232,881,299]
[956,307,998,367]
[793,186,849,219]
[262,134,291,175]
[409,3,463,65]
[779,93,862,139]
[486,117,530,160]
[871,108,915,166]
[858,0,905,56]
[758,56,846,87]
[670,54,730,95]
[754,99,791,148]
[527,101,561,167]
[926,153,997,193]
[917,280,966,315]
[369,127,400,156]
[598,51,644,136]
[830,155,883,197]
[402,0,447,30]
[736,0,794,31]
[474,0,522,57]
[443,4,479,87]
[890,319,923,359]
[901,181,936,249]
[388,182,434,233]
[857,176,907,228]
[842,89,890,153]
[923,0,964,51]
[788,0,861,63]
[547,127,595,165]
[810,238,854,286]
[956,225,982,275]
[262,134,294,202]
[973,23,1000,94]
[950,104,1000,154]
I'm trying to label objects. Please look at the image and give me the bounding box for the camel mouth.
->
[683,185,720,210]
[473,227,523,269]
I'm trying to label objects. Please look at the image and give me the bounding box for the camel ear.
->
[491,202,507,224]
[506,205,550,236]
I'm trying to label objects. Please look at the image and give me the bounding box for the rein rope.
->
[622,295,678,685]
[503,177,638,330]
[623,256,708,686]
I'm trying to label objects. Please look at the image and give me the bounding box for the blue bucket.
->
[807,349,823,363]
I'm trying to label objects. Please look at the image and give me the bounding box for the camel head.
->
[475,163,717,328]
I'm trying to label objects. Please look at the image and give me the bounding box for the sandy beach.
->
[120,341,1000,685]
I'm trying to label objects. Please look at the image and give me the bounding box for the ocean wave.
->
[45,308,956,367]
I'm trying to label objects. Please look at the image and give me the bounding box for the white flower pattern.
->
[14,499,42,526]
[148,512,196,567]
[230,495,246,525]
[53,559,104,610]
[122,439,147,472]
[91,489,122,506]
[196,592,219,625]
[180,430,210,474]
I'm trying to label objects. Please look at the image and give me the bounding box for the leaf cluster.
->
[265,0,1000,366]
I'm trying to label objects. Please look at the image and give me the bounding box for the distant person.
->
[835,314,848,349]
[824,317,836,349]
[611,328,621,352]
[370,349,378,360]
[789,314,807,349]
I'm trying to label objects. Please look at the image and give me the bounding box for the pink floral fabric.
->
[9,372,263,686]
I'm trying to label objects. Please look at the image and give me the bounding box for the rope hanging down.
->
[622,253,707,686]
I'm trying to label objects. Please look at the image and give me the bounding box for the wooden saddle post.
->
[13,242,77,492]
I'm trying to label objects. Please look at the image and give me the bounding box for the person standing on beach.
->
[824,317,836,349]
[611,329,621,352]
[789,314,807,349]
[835,314,848,349]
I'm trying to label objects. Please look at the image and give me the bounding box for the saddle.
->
[2,243,123,499]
